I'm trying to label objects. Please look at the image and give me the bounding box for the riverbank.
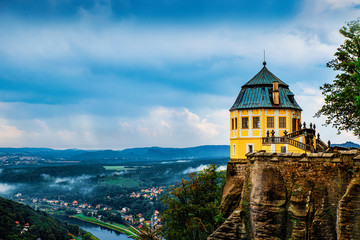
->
[71,214,137,238]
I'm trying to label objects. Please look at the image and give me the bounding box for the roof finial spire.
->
[263,50,266,66]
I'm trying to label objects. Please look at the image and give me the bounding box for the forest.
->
[0,197,97,240]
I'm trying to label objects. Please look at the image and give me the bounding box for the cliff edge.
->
[208,149,360,240]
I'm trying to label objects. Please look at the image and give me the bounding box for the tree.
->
[315,19,360,137]
[130,224,163,240]
[161,164,226,240]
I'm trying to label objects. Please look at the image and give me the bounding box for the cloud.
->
[41,174,51,181]
[0,0,358,149]
[293,81,360,144]
[183,164,209,174]
[47,175,94,191]
[41,174,93,184]
[316,0,360,10]
[0,183,15,194]
[183,164,227,174]
[218,165,227,171]
[176,160,190,163]
[112,171,126,176]
[0,20,338,71]
[0,122,24,143]
[53,175,92,184]
[117,107,227,148]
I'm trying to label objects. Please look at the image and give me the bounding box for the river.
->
[55,215,132,240]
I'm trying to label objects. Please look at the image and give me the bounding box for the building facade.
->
[230,62,324,160]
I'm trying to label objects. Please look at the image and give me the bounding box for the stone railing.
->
[262,137,286,144]
[240,150,360,165]
[287,128,315,139]
[316,138,328,150]
[262,136,313,152]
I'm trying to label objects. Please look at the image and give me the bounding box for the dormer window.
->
[288,91,295,104]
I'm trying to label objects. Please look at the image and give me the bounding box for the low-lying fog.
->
[0,158,228,200]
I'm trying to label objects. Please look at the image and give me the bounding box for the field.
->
[101,175,143,188]
[103,166,137,171]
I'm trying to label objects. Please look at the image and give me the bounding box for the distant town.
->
[0,154,79,166]
[12,186,166,231]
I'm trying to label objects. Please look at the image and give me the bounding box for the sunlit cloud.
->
[117,107,227,148]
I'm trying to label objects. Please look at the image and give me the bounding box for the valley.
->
[0,149,228,238]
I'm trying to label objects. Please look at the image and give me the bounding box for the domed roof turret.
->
[243,64,288,87]
[230,64,302,111]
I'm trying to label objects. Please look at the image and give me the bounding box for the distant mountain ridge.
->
[0,141,358,162]
[331,141,360,148]
[0,145,230,161]
[71,145,231,161]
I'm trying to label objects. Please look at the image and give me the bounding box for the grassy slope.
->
[72,214,137,237]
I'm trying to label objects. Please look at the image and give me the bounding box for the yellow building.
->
[230,62,326,160]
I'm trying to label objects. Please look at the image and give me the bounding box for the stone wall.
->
[208,150,360,240]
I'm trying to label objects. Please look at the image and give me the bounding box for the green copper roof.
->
[230,63,302,111]
[243,65,288,87]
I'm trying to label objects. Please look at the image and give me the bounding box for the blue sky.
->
[0,0,359,149]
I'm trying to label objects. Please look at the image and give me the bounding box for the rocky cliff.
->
[208,150,360,240]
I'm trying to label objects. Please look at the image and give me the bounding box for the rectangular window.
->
[242,117,249,129]
[253,117,260,129]
[231,118,238,130]
[281,146,287,153]
[267,117,274,128]
[232,144,235,156]
[292,118,296,132]
[247,144,254,153]
[279,117,286,128]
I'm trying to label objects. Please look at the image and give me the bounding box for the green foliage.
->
[161,164,226,240]
[0,197,78,240]
[65,209,77,215]
[97,209,127,225]
[130,225,163,240]
[315,18,360,137]
[81,231,99,240]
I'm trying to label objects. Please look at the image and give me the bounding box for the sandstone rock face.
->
[337,178,360,239]
[208,151,360,240]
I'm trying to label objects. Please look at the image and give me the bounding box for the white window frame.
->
[281,145,288,153]
[246,143,254,153]
[271,144,275,153]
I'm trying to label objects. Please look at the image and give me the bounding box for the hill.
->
[331,141,360,148]
[72,145,230,161]
[1,142,358,165]
[0,145,230,165]
[0,197,95,240]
